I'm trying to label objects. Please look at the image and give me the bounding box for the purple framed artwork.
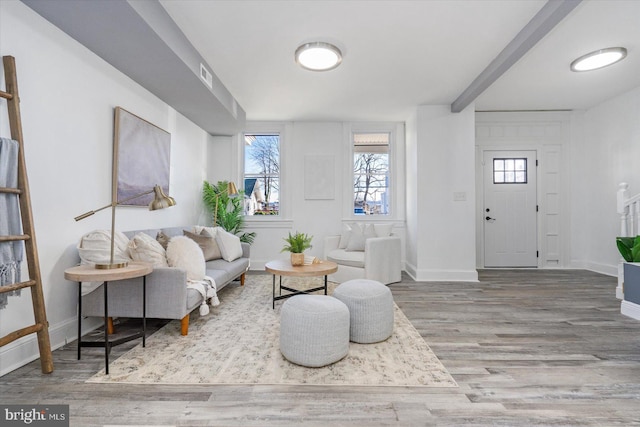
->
[113,107,171,206]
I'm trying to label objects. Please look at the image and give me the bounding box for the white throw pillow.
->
[364,223,377,239]
[166,236,205,281]
[128,232,168,267]
[215,228,243,262]
[338,223,351,249]
[373,223,393,237]
[77,230,131,295]
[78,229,131,265]
[346,224,366,252]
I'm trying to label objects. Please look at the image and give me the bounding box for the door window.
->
[493,158,527,184]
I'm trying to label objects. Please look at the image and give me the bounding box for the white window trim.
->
[343,122,405,221]
[239,121,293,224]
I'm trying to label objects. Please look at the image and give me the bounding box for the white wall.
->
[405,105,477,281]
[570,86,640,275]
[475,111,572,269]
[405,112,419,272]
[239,121,406,269]
[0,1,210,376]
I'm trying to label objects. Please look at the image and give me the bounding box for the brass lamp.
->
[213,181,238,226]
[75,185,176,269]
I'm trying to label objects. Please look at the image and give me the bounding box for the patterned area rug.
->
[87,275,457,387]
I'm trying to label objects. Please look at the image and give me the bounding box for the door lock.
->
[485,216,496,222]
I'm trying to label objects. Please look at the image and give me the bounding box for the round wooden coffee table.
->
[265,259,338,309]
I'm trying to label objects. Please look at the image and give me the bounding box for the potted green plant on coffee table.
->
[282,231,313,266]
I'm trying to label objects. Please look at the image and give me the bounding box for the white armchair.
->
[324,233,402,285]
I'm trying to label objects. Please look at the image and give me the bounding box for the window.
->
[493,158,527,184]
[244,133,280,216]
[353,132,390,215]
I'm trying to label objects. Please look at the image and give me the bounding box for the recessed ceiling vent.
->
[200,63,213,89]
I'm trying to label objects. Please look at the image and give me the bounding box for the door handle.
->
[485,216,496,222]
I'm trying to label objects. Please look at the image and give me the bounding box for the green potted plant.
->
[202,180,256,244]
[281,231,313,266]
[617,236,640,307]
[616,236,640,263]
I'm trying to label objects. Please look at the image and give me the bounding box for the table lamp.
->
[74,185,176,269]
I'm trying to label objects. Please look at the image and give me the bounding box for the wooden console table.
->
[64,262,152,374]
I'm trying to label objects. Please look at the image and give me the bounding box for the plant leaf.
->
[617,239,633,262]
[633,236,640,262]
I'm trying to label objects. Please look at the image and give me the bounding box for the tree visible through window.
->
[244,134,280,215]
[353,133,390,215]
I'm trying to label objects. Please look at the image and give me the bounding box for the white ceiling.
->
[160,0,640,122]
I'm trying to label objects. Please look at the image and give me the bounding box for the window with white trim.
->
[353,132,390,215]
[243,133,280,216]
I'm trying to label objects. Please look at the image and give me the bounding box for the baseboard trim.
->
[621,300,640,320]
[405,266,478,282]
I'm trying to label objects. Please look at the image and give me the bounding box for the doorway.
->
[483,150,537,267]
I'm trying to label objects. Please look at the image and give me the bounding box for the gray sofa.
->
[80,226,250,335]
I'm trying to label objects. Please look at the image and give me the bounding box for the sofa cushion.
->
[78,229,131,265]
[373,223,393,237]
[166,236,205,281]
[339,223,385,252]
[327,248,365,269]
[193,225,218,237]
[338,223,351,249]
[207,256,249,281]
[156,231,170,249]
[183,229,222,261]
[215,228,243,262]
[345,224,376,252]
[345,224,364,251]
[128,232,168,267]
[78,229,132,295]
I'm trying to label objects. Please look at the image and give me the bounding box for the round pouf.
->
[279,295,350,367]
[333,279,394,343]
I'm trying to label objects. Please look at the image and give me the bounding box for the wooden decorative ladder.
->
[0,55,53,374]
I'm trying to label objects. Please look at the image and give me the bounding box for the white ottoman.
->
[279,295,350,367]
[333,279,394,343]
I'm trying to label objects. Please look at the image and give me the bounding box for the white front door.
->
[483,150,537,267]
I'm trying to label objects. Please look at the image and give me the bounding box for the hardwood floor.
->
[2,270,639,426]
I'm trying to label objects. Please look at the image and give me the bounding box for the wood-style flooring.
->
[2,269,639,426]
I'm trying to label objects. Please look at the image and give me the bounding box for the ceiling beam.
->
[451,0,582,113]
[21,0,245,135]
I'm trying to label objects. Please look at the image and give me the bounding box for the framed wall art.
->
[113,107,171,206]
[304,155,335,200]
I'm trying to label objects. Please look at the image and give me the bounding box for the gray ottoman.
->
[333,279,394,343]
[279,295,350,367]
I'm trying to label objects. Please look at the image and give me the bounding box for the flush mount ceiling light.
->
[570,47,627,72]
[295,42,342,71]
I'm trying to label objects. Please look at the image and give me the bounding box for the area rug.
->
[87,274,457,387]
